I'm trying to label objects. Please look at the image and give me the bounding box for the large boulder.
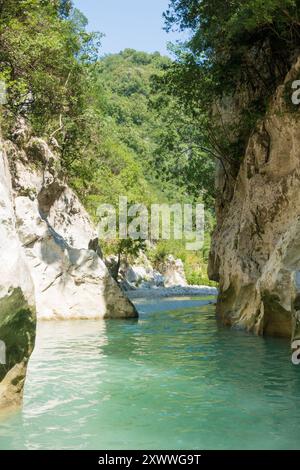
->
[106,252,188,290]
[0,125,138,408]
[125,265,164,289]
[106,252,165,290]
[15,197,136,319]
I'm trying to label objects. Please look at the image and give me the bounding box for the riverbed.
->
[0,296,299,450]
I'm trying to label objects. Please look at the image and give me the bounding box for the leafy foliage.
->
[161,0,300,171]
[93,49,215,206]
[0,1,101,135]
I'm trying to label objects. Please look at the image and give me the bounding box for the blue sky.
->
[73,0,186,57]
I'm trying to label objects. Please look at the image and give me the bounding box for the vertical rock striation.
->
[209,57,300,341]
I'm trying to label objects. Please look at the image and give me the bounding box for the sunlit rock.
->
[0,144,35,408]
[209,57,300,340]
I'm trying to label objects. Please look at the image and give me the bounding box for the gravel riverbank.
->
[126,285,218,300]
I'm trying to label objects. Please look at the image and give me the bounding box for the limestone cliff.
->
[0,123,137,406]
[209,57,300,341]
[0,140,35,408]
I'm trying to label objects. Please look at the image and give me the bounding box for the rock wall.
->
[209,57,300,341]
[0,125,137,406]
[0,141,35,408]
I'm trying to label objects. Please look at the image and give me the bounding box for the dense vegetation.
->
[0,0,215,285]
[77,49,216,284]
[3,0,299,286]
[162,0,300,175]
[2,1,299,285]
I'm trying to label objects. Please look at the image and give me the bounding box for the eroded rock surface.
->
[157,255,188,288]
[0,142,35,408]
[209,57,300,340]
[0,124,137,407]
[106,252,187,290]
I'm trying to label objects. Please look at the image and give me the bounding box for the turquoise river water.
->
[0,296,299,450]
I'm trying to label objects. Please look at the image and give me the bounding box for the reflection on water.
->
[0,297,299,450]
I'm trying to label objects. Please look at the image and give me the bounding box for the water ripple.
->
[0,298,299,450]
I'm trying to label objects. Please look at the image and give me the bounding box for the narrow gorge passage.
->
[1,0,300,455]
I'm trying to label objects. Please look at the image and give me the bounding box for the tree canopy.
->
[161,0,300,173]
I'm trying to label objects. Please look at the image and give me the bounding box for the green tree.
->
[162,0,300,174]
[0,0,101,151]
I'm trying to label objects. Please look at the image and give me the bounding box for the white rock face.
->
[4,133,137,321]
[106,252,165,290]
[0,127,137,407]
[107,252,189,290]
[158,255,188,288]
[125,264,164,289]
[47,187,98,250]
[0,144,35,408]
[15,197,135,320]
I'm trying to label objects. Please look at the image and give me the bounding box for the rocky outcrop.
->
[125,264,165,289]
[0,141,35,408]
[5,126,137,321]
[0,123,138,407]
[106,252,187,290]
[157,255,188,288]
[209,57,300,340]
[123,252,164,290]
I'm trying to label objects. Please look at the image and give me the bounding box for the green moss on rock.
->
[0,288,36,383]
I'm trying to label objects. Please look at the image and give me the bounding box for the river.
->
[0,296,299,450]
